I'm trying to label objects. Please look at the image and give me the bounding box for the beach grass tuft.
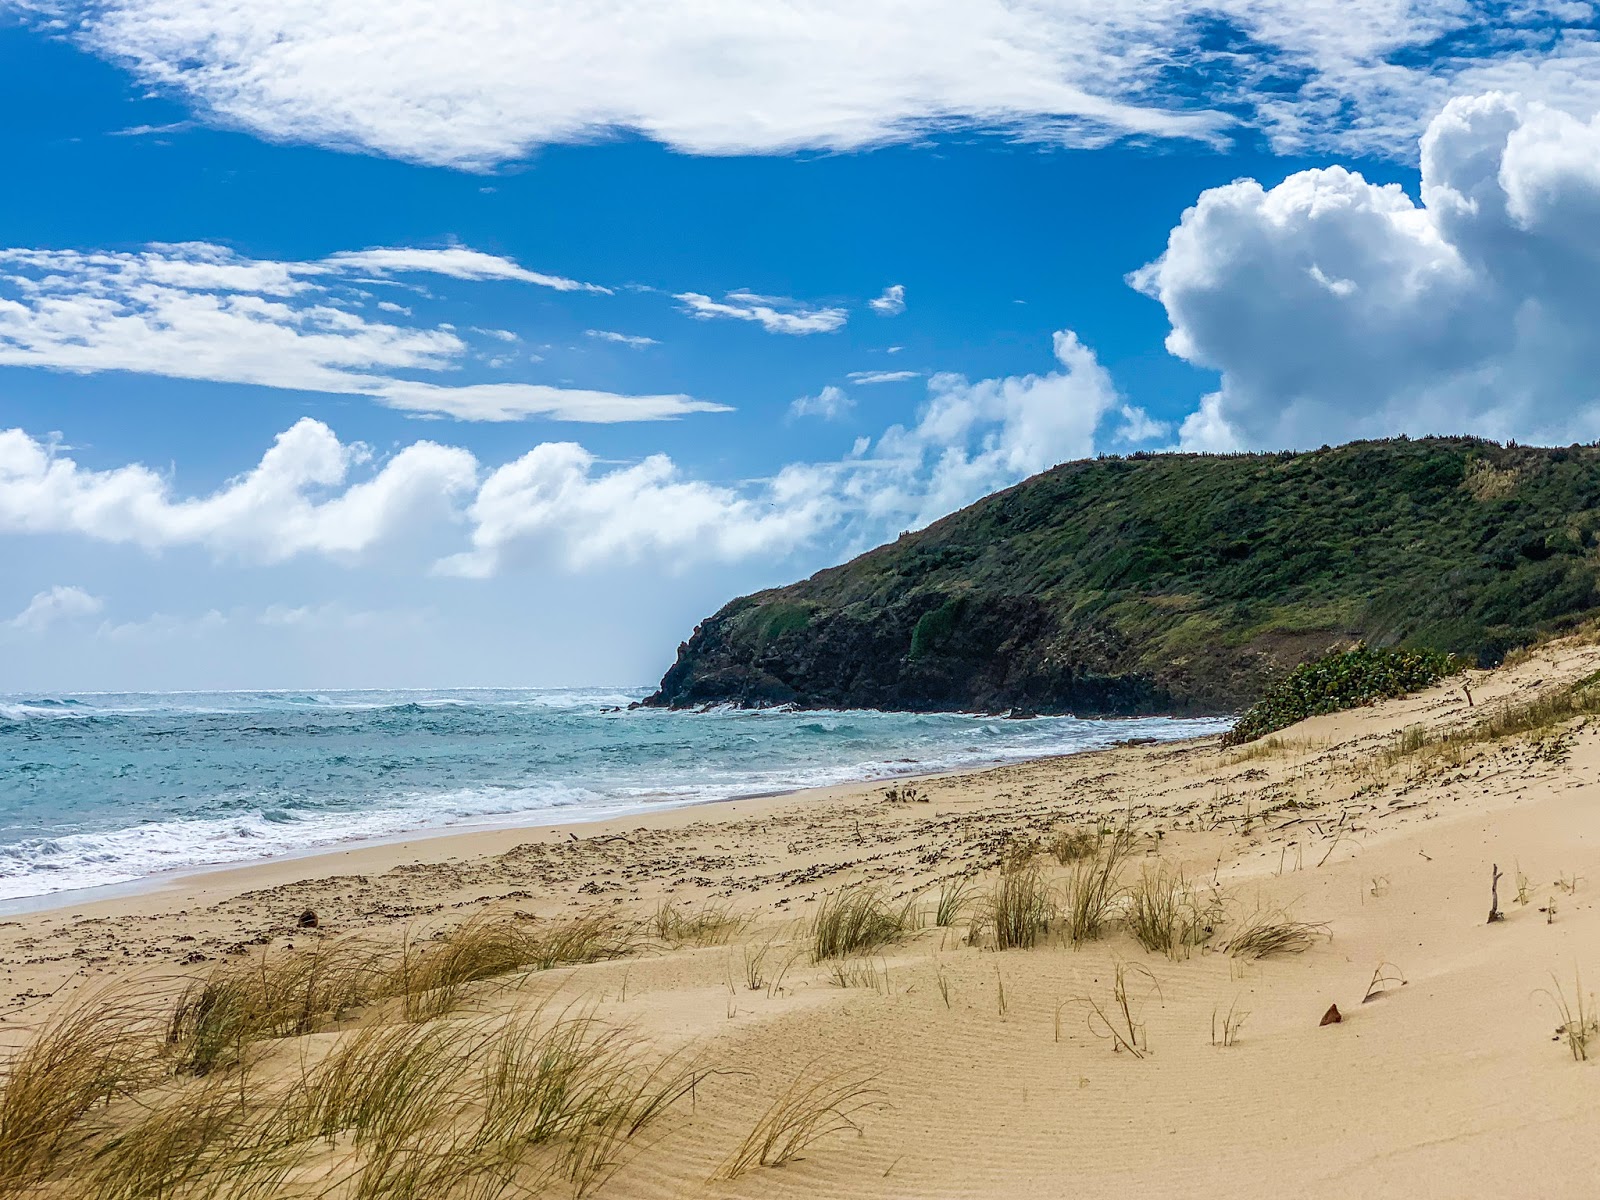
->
[1126,863,1218,960]
[0,985,165,1191]
[810,884,916,963]
[653,899,748,947]
[986,862,1055,950]
[716,1066,884,1180]
[1542,971,1598,1062]
[1059,822,1136,946]
[933,876,974,927]
[1223,909,1329,959]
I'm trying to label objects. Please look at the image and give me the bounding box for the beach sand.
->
[4,639,1600,1197]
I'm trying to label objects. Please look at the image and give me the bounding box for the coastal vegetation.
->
[1221,645,1461,745]
[648,437,1600,716]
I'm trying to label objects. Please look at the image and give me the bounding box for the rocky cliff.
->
[646,438,1600,715]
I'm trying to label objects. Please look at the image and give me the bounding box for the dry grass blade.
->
[827,958,890,992]
[0,985,165,1190]
[1126,863,1219,960]
[654,900,748,947]
[810,884,914,962]
[1223,909,1330,959]
[716,1066,884,1180]
[1060,822,1135,946]
[986,863,1054,950]
[933,877,974,927]
[168,942,386,1074]
[393,911,633,1021]
[1541,971,1598,1062]
[1081,962,1160,1058]
[288,1020,480,1149]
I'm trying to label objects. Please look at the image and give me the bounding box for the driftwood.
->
[1488,863,1505,924]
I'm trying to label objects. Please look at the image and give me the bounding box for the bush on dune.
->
[1223,645,1462,746]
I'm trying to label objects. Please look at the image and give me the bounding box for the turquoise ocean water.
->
[0,689,1228,903]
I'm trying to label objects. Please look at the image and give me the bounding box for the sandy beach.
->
[4,638,1600,1198]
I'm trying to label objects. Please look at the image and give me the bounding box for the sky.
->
[0,1,1598,692]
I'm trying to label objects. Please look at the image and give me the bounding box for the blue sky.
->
[1,2,1597,690]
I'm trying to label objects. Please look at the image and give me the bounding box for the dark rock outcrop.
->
[646,438,1600,715]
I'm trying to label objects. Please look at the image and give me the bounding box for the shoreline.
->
[0,715,1230,917]
[5,639,1600,1195]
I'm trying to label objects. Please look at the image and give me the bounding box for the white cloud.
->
[8,585,103,632]
[1112,405,1171,443]
[319,247,606,293]
[847,369,920,384]
[790,385,854,421]
[585,329,659,348]
[373,381,729,423]
[0,241,721,422]
[0,331,1119,575]
[24,1,1599,167]
[446,328,1121,575]
[1133,92,1600,450]
[869,284,906,316]
[0,418,479,561]
[674,291,848,336]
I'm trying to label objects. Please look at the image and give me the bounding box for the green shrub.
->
[1223,645,1463,745]
[909,596,964,659]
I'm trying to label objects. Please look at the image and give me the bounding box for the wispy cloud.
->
[847,369,920,384]
[790,385,854,420]
[869,284,906,316]
[585,329,659,348]
[0,242,721,422]
[674,290,847,335]
[34,0,1600,168]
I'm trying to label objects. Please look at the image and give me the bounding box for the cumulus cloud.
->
[0,242,721,422]
[8,585,104,631]
[674,291,848,335]
[790,385,854,421]
[1133,92,1600,450]
[0,331,1120,575]
[21,1,1598,167]
[869,284,906,316]
[0,418,479,561]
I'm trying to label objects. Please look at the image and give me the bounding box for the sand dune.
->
[3,639,1600,1197]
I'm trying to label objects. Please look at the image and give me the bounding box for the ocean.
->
[0,689,1229,903]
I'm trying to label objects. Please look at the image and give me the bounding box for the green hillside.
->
[646,438,1600,716]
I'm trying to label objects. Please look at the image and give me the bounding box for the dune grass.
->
[986,863,1055,950]
[1223,909,1330,959]
[169,943,387,1074]
[716,1066,884,1180]
[653,900,748,947]
[1378,671,1600,777]
[933,876,974,927]
[0,986,166,1192]
[1542,971,1598,1062]
[810,884,916,963]
[1126,864,1219,960]
[1059,823,1136,946]
[1079,962,1158,1058]
[393,911,634,1021]
[1047,826,1101,865]
[15,983,702,1200]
